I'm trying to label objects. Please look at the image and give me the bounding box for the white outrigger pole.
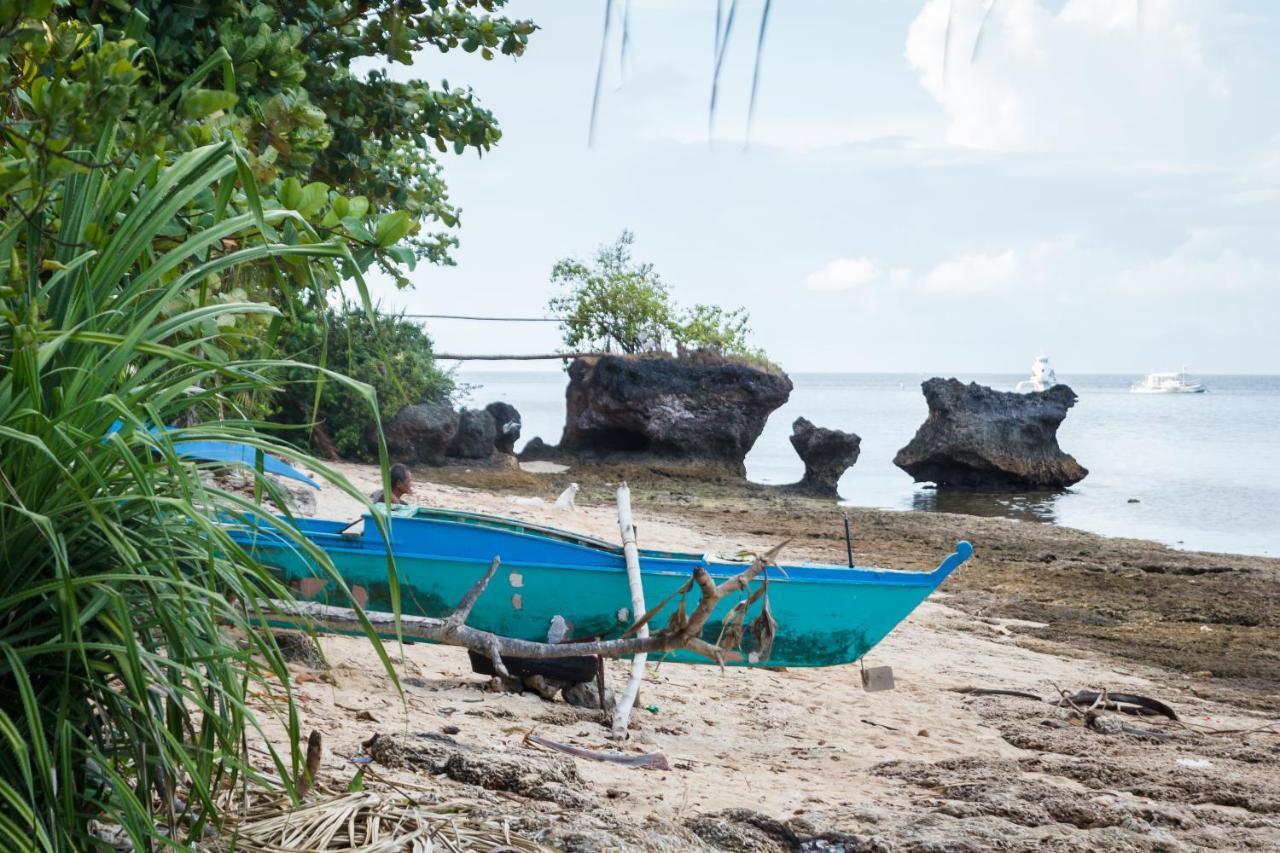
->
[612,483,647,738]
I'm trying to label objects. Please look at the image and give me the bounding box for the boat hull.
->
[233,509,971,668]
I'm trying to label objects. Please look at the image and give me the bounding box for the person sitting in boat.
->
[370,464,413,505]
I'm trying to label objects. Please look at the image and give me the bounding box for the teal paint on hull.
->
[237,510,971,668]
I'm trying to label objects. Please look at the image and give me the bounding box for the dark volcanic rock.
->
[448,408,498,459]
[894,378,1087,490]
[383,401,459,465]
[558,354,792,475]
[788,417,861,496]
[518,436,562,462]
[485,401,522,454]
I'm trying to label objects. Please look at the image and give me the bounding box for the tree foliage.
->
[548,230,674,354]
[1,0,535,290]
[548,231,769,363]
[274,306,454,459]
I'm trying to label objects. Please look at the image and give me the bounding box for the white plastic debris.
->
[1176,758,1215,769]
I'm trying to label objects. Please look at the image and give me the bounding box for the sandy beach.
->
[235,461,1280,851]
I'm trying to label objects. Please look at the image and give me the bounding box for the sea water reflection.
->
[909,488,1060,524]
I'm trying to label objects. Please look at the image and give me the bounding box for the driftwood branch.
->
[263,544,783,666]
[445,556,501,633]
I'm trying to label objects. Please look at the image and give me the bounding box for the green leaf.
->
[279,177,303,210]
[297,182,330,218]
[347,767,365,792]
[374,210,412,247]
[178,89,239,119]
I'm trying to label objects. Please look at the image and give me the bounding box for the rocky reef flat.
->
[266,461,1280,851]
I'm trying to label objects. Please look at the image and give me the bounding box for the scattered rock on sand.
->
[787,417,861,497]
[894,378,1088,489]
[364,730,587,805]
[382,401,459,465]
[563,679,616,713]
[686,808,889,852]
[557,353,792,475]
[270,630,326,669]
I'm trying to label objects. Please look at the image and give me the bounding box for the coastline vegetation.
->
[549,230,776,370]
[0,1,530,847]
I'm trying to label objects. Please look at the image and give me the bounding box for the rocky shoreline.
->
[262,461,1280,852]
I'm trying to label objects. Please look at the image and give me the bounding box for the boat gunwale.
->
[229,516,972,589]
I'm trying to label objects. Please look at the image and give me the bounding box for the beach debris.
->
[524,732,670,770]
[861,665,896,692]
[270,629,327,669]
[861,719,900,732]
[553,482,579,510]
[221,788,547,851]
[294,730,323,799]
[1062,689,1178,720]
[509,495,545,506]
[950,686,1045,702]
[1177,757,1215,769]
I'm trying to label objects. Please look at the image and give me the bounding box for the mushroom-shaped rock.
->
[789,418,861,496]
[485,401,522,454]
[384,401,459,465]
[894,379,1087,490]
[559,354,792,475]
[448,408,498,459]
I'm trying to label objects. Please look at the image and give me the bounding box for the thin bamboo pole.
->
[611,482,647,738]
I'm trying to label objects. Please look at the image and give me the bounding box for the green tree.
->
[548,231,770,363]
[2,1,535,291]
[274,305,455,458]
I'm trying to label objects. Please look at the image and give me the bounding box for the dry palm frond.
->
[221,790,549,852]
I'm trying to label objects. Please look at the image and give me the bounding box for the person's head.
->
[390,463,413,499]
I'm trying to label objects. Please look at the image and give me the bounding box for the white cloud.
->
[1116,228,1279,294]
[923,249,1020,293]
[904,0,1252,155]
[806,257,884,291]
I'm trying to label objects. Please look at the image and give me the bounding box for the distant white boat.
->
[1015,355,1058,393]
[1131,368,1206,394]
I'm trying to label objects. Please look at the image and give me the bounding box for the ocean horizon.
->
[457,370,1280,559]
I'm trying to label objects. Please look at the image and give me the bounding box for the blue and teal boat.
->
[233,506,972,668]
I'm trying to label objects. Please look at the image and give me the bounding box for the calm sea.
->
[457,371,1280,558]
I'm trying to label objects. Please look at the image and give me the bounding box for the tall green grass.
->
[0,139,396,849]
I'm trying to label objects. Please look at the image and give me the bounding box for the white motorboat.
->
[1015,356,1058,393]
[1131,368,1206,394]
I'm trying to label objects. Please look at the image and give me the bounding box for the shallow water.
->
[457,371,1280,558]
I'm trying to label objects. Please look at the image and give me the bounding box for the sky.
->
[363,0,1280,375]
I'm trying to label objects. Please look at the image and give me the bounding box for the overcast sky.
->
[365,0,1280,375]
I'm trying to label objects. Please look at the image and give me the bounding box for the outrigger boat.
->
[230,506,972,669]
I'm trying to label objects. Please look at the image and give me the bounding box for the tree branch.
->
[262,545,785,666]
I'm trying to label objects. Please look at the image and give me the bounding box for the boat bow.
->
[929,540,974,584]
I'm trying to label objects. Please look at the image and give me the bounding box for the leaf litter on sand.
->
[219,788,550,852]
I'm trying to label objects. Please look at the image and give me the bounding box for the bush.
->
[274,307,454,458]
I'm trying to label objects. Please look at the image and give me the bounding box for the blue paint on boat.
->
[231,506,971,668]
